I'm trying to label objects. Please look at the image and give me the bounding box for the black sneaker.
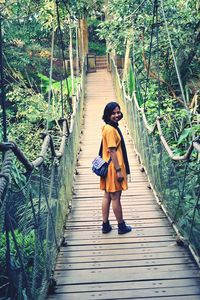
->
[102,221,112,234]
[118,221,132,234]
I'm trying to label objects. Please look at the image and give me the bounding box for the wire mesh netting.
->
[0,64,86,300]
[111,58,200,261]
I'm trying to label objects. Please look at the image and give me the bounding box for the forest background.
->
[0,0,199,161]
[0,0,199,298]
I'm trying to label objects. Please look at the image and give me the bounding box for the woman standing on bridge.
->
[100,101,132,234]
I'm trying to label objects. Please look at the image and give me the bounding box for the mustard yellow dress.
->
[100,124,128,192]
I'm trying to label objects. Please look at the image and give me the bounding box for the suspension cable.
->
[155,1,161,115]
[133,0,147,16]
[143,0,158,111]
[46,28,55,131]
[124,0,148,21]
[160,0,187,109]
[58,41,64,118]
[0,16,7,142]
[55,0,72,113]
[188,176,200,242]
[75,24,79,76]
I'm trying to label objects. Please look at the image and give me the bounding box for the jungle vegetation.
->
[98,0,200,154]
[0,1,199,298]
[0,0,199,160]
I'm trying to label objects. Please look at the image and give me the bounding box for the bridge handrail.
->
[0,59,86,195]
[132,95,200,160]
[112,58,200,159]
[0,94,84,169]
[110,57,200,265]
[0,58,87,299]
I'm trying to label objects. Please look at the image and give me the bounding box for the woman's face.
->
[110,106,121,123]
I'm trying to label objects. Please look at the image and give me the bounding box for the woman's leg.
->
[111,191,132,234]
[110,191,123,223]
[102,191,111,223]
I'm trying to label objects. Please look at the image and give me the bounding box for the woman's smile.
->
[110,106,121,123]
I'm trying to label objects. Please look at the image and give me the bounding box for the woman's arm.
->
[109,147,124,182]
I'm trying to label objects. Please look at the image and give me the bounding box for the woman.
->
[100,101,132,234]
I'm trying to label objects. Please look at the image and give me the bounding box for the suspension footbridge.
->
[46,67,200,300]
[0,54,200,300]
[0,1,200,299]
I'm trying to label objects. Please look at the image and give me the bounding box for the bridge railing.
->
[0,60,86,299]
[110,58,200,264]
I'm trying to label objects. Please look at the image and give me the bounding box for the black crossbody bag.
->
[92,141,111,178]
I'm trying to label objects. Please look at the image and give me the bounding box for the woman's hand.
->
[116,171,124,183]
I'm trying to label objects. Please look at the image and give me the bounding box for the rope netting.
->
[109,0,200,263]
[111,57,200,264]
[0,1,86,298]
[0,64,86,299]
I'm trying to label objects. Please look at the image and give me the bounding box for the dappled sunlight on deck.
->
[47,69,200,300]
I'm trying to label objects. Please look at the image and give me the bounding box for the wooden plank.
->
[73,187,153,193]
[74,178,148,184]
[57,257,192,268]
[74,177,147,183]
[57,251,191,264]
[74,183,149,189]
[63,229,175,242]
[50,278,200,294]
[56,256,193,270]
[68,212,166,221]
[72,195,156,202]
[49,285,200,300]
[66,210,170,221]
[66,219,171,228]
[72,191,155,198]
[54,265,199,285]
[70,203,158,209]
[67,226,174,239]
[47,69,200,300]
[59,241,182,254]
[68,206,164,214]
[62,242,178,252]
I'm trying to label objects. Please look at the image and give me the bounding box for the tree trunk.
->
[123,38,131,82]
[75,26,79,76]
[80,19,88,58]
[69,19,74,96]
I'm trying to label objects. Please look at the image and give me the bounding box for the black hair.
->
[102,101,122,123]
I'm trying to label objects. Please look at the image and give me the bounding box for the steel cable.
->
[55,0,71,113]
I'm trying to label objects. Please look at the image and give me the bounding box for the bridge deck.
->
[48,70,200,300]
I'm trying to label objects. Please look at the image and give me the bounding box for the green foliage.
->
[66,0,104,18]
[0,0,82,160]
[0,229,46,295]
[98,0,200,88]
[97,0,136,55]
[143,89,200,153]
[124,63,135,97]
[5,85,46,160]
[0,230,35,280]
[4,73,80,163]
[177,128,193,145]
[38,73,80,95]
[89,41,106,55]
[0,1,83,298]
[102,0,200,152]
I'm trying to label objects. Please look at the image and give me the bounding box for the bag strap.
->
[108,157,112,165]
[98,140,103,156]
[99,141,112,165]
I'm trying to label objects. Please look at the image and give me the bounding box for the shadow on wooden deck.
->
[47,70,200,300]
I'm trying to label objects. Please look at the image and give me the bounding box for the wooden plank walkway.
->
[48,70,200,300]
